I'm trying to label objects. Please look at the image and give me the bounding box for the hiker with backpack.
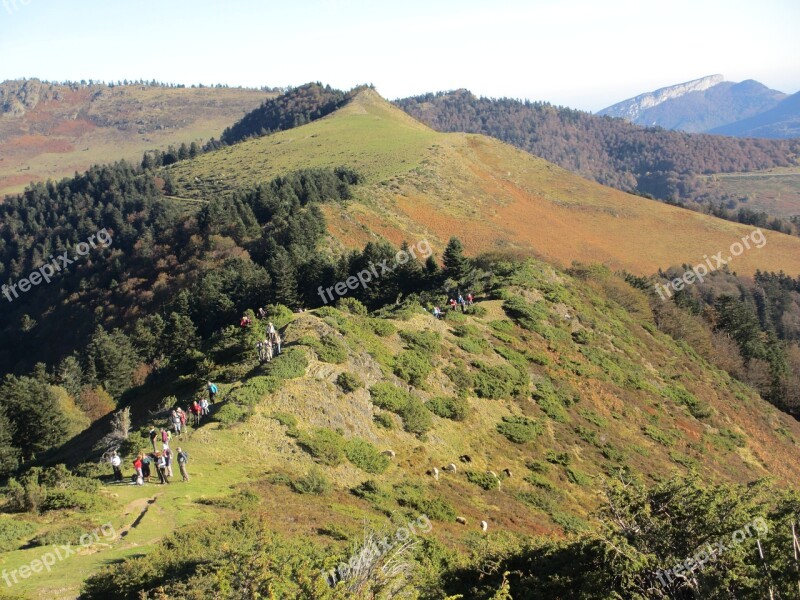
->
[161,428,171,450]
[207,381,218,404]
[164,447,173,477]
[177,447,190,482]
[264,337,274,362]
[200,397,210,416]
[142,453,152,482]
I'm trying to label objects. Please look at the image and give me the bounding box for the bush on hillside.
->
[497,415,543,444]
[298,428,346,466]
[466,471,501,490]
[393,350,433,386]
[291,467,332,495]
[336,371,363,393]
[264,347,308,379]
[0,519,36,551]
[426,396,470,421]
[345,439,390,474]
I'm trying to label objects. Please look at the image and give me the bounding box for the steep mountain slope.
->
[170,88,800,276]
[711,90,800,138]
[0,79,272,197]
[8,258,800,599]
[598,76,786,133]
[395,89,800,225]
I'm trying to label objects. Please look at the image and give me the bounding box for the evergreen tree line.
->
[642,267,800,413]
[396,90,800,236]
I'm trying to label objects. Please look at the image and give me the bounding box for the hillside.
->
[0,79,272,197]
[170,88,800,277]
[598,75,787,133]
[4,87,800,599]
[711,91,800,139]
[5,256,800,598]
[395,90,800,231]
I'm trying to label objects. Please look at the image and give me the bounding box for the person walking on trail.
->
[449,298,457,311]
[467,292,474,305]
[191,400,202,426]
[264,337,274,362]
[257,307,266,320]
[133,454,143,482]
[110,451,123,482]
[178,407,187,429]
[272,331,282,355]
[267,321,276,338]
[200,397,210,416]
[207,381,218,404]
[171,409,182,436]
[177,447,190,482]
[142,453,152,482]
[164,447,174,478]
[161,428,171,450]
[156,452,169,484]
[149,426,158,452]
[256,340,264,362]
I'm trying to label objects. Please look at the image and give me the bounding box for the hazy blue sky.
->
[0,0,797,111]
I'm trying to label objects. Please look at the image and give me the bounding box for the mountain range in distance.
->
[599,74,800,138]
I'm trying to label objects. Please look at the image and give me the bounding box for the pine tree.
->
[0,406,19,476]
[442,237,471,283]
[270,248,300,308]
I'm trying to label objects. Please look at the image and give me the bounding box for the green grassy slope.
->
[169,89,800,277]
[5,260,800,598]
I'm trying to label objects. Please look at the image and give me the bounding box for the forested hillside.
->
[396,90,800,233]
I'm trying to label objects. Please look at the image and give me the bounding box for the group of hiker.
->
[432,292,474,319]
[109,381,219,485]
[242,315,283,363]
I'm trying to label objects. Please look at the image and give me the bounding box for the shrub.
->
[502,296,549,332]
[473,361,529,399]
[489,319,514,333]
[264,347,308,379]
[393,350,433,386]
[426,396,470,421]
[466,304,487,317]
[395,483,456,521]
[271,412,300,437]
[524,473,556,491]
[399,330,441,354]
[369,383,431,436]
[336,372,363,393]
[262,303,294,329]
[466,471,500,490]
[30,524,88,547]
[571,329,592,345]
[546,451,571,466]
[526,459,551,474]
[197,489,260,510]
[0,519,36,551]
[663,385,712,419]
[565,467,592,486]
[369,319,396,337]
[300,334,348,364]
[369,383,413,412]
[533,378,578,422]
[497,415,543,444]
[373,412,395,429]
[443,362,473,396]
[215,403,247,426]
[228,376,281,407]
[41,489,108,512]
[643,424,676,447]
[345,439,390,474]
[337,297,368,315]
[292,467,332,495]
[298,428,346,466]
[399,398,433,436]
